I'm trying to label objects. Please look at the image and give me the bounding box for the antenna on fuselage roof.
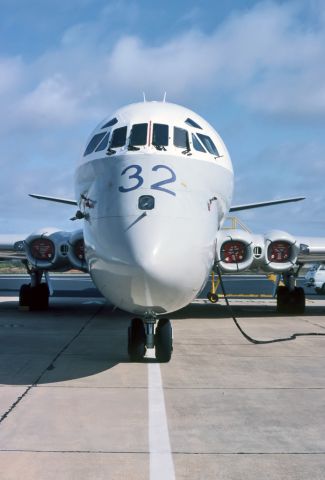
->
[142,92,146,102]
[163,92,167,102]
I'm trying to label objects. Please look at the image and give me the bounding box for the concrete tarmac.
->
[0,295,325,479]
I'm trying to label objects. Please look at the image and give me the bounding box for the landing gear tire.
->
[19,283,49,311]
[128,318,146,361]
[155,319,173,363]
[19,284,31,308]
[276,286,305,314]
[207,292,218,303]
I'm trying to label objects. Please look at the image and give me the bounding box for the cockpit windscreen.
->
[129,123,148,146]
[152,124,169,147]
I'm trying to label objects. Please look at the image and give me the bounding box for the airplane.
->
[1,100,324,362]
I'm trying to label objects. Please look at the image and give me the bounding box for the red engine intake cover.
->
[267,241,291,263]
[30,238,55,261]
[74,239,85,261]
[221,241,247,264]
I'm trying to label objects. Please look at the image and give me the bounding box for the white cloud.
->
[1,0,325,135]
[0,56,23,95]
[16,75,83,126]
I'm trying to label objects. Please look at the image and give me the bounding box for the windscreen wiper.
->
[182,147,192,155]
[128,144,140,151]
[106,147,116,156]
[153,144,167,151]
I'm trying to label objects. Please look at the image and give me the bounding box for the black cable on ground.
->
[215,266,325,345]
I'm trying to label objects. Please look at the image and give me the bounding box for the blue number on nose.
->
[118,165,144,192]
[151,165,176,196]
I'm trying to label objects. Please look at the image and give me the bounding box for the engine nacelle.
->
[216,230,255,272]
[261,230,299,272]
[68,229,87,271]
[24,228,78,271]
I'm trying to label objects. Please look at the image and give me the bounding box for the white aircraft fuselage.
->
[75,102,234,316]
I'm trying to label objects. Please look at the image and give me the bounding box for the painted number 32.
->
[118,164,176,196]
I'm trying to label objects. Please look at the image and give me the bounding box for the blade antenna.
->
[163,91,167,102]
[142,92,146,102]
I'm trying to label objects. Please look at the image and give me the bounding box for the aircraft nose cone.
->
[129,243,185,313]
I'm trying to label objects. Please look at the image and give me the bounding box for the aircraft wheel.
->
[128,318,146,361]
[207,292,218,303]
[30,283,50,311]
[293,286,305,314]
[155,319,173,363]
[276,286,305,314]
[19,284,31,308]
[276,286,289,313]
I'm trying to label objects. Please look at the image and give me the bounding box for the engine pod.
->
[216,229,254,273]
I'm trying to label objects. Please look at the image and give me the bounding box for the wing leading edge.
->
[29,194,77,206]
[229,197,305,212]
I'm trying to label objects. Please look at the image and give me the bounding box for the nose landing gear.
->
[127,318,146,361]
[127,316,173,362]
[155,318,173,362]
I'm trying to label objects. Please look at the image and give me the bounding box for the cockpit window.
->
[174,127,189,149]
[95,132,110,152]
[129,123,148,146]
[101,117,118,129]
[197,133,219,156]
[84,132,107,156]
[152,123,169,147]
[185,118,202,129]
[192,133,206,153]
[110,126,127,148]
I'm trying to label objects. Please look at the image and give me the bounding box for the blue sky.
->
[0,0,324,235]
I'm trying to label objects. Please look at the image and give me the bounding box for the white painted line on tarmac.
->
[0,297,19,302]
[147,349,175,480]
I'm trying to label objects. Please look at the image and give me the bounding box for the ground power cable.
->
[215,266,325,345]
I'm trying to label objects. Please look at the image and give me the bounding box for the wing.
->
[29,194,77,206]
[0,234,27,261]
[229,196,305,212]
[297,237,325,263]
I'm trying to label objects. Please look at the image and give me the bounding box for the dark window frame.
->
[129,123,148,146]
[173,127,189,149]
[197,133,219,156]
[192,133,206,153]
[101,117,118,129]
[185,117,202,129]
[152,123,169,147]
[84,132,107,156]
[95,132,110,152]
[110,126,127,148]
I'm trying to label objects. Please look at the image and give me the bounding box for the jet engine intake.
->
[216,230,254,272]
[263,230,299,272]
[68,230,87,271]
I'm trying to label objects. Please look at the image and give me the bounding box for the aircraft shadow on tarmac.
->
[0,298,324,386]
[169,301,325,319]
[0,299,164,386]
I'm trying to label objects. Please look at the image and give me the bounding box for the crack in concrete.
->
[0,304,104,425]
[0,449,325,455]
